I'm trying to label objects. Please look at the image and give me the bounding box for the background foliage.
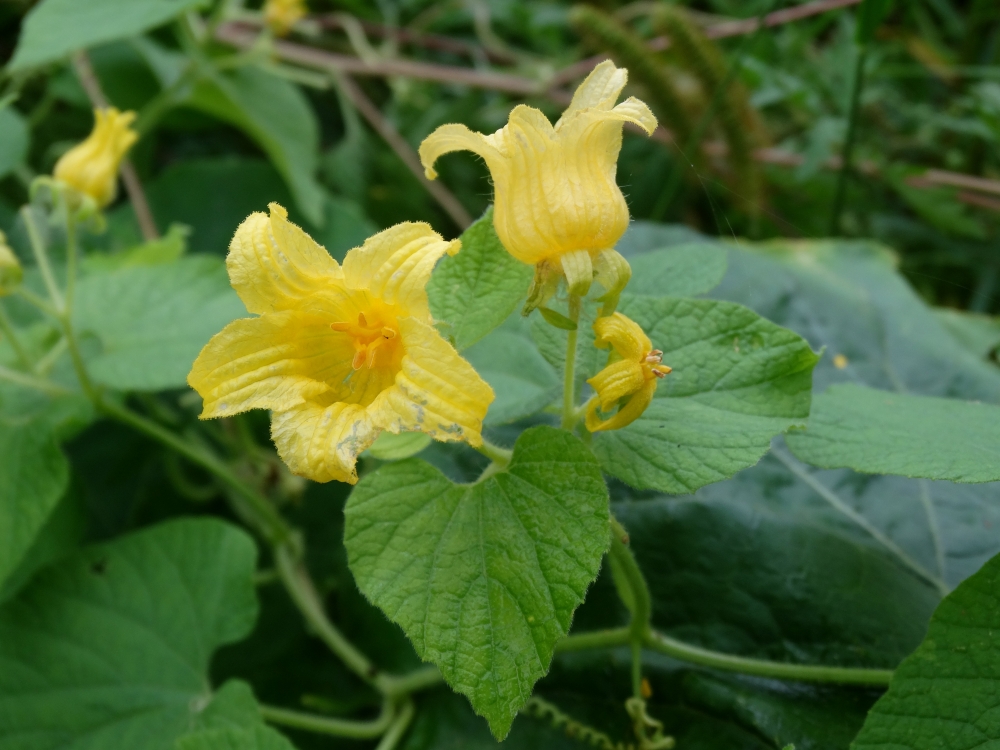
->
[1,0,999,748]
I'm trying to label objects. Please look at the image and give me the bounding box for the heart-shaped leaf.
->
[344,426,610,739]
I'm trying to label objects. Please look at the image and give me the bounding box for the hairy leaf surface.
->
[344,426,609,739]
[74,255,245,391]
[0,518,259,749]
[428,208,533,351]
[787,384,1000,482]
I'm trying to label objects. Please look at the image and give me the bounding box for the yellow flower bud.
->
[419,61,656,295]
[585,312,670,432]
[265,0,307,36]
[53,107,138,208]
[0,231,22,296]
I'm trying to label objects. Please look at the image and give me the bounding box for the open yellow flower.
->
[265,0,307,35]
[585,312,670,433]
[53,107,138,208]
[419,61,656,298]
[188,203,494,484]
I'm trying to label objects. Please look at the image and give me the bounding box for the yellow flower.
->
[188,203,494,484]
[265,0,307,35]
[0,231,21,296]
[418,61,656,297]
[585,313,670,433]
[53,108,138,208]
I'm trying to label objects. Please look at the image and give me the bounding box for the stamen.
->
[358,312,368,327]
[382,327,396,339]
[330,321,350,332]
[352,350,366,370]
[652,364,671,378]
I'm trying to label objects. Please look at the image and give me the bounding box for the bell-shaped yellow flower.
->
[419,61,656,297]
[53,107,138,208]
[0,231,22,296]
[188,203,494,484]
[585,312,670,433]
[265,0,306,35]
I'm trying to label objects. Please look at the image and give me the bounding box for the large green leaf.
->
[703,234,1000,590]
[0,518,259,749]
[613,490,940,666]
[592,294,819,493]
[74,255,245,391]
[464,314,559,425]
[787,384,1000,482]
[8,0,207,71]
[852,549,1000,750]
[0,419,69,593]
[186,67,324,226]
[176,725,297,750]
[428,207,533,351]
[625,242,728,297]
[344,426,610,739]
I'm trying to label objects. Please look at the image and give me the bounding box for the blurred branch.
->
[70,52,160,241]
[216,22,540,95]
[215,19,1000,217]
[335,74,474,230]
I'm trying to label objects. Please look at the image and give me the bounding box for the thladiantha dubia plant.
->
[6,62,845,749]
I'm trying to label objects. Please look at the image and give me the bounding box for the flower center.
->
[643,349,671,379]
[331,311,400,371]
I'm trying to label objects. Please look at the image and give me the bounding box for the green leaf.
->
[84,223,189,272]
[0,419,69,592]
[0,518,259,749]
[176,725,297,750]
[344,425,610,739]
[365,431,432,460]
[0,107,28,180]
[625,243,728,297]
[74,255,246,391]
[0,484,85,604]
[8,0,208,71]
[935,308,1000,361]
[852,549,1000,750]
[856,0,893,44]
[708,236,1000,588]
[427,208,533,351]
[613,489,940,666]
[592,295,819,494]
[787,384,1000,482]
[538,307,578,331]
[464,315,560,425]
[186,66,324,226]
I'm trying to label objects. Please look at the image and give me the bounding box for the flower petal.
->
[271,401,379,484]
[594,313,652,360]
[188,311,355,418]
[371,318,493,445]
[227,203,342,315]
[418,123,506,180]
[587,358,645,410]
[341,222,459,320]
[555,60,627,127]
[585,378,657,433]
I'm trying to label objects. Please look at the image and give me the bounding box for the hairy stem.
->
[609,516,652,698]
[0,302,32,368]
[260,700,395,739]
[644,629,892,685]
[561,294,582,430]
[0,363,71,396]
[474,438,513,467]
[375,699,415,750]
[556,626,631,652]
[20,206,64,313]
